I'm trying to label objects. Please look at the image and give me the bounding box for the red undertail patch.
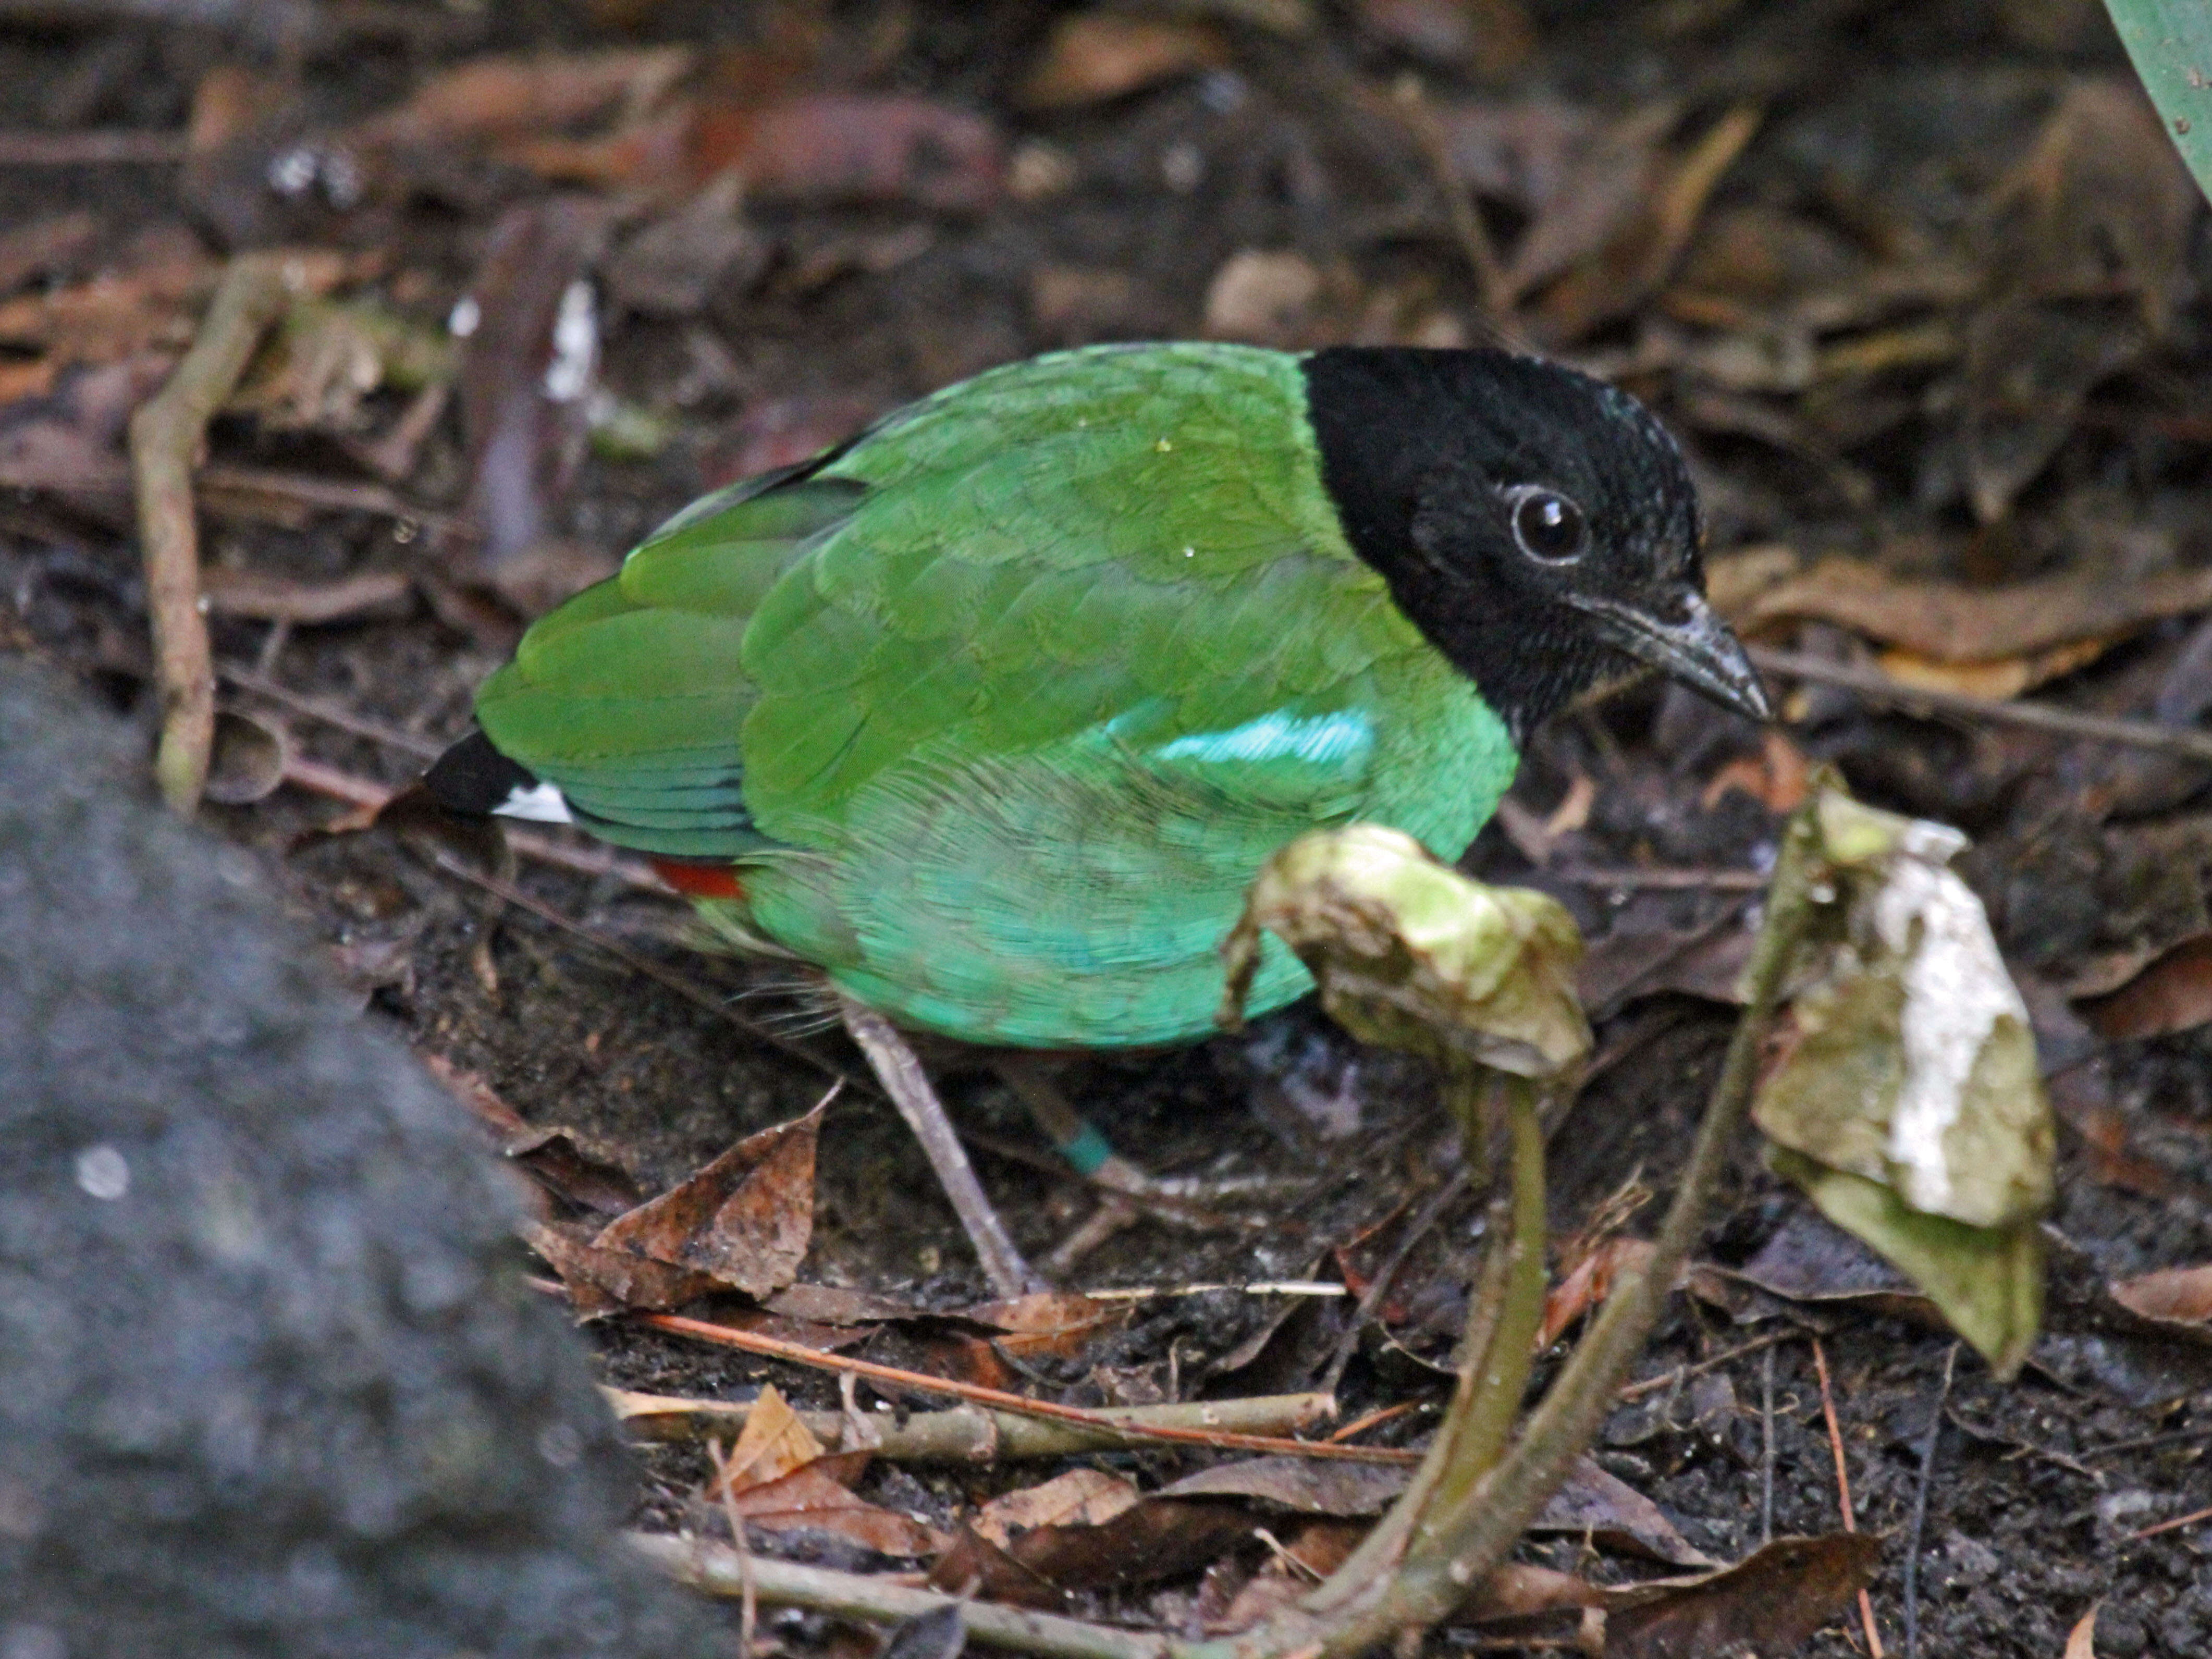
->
[650,859,746,900]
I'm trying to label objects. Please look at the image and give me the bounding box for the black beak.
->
[1566,589,1771,722]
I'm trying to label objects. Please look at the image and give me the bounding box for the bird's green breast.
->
[480,342,1520,1048]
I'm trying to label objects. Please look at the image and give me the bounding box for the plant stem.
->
[1178,796,1825,1659]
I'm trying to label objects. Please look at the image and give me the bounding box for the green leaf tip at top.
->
[2104,0,2212,206]
[1754,779,2055,1379]
[1218,822,1591,1080]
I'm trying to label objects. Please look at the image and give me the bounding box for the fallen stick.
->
[1752,644,2212,765]
[630,1532,1166,1659]
[130,251,296,813]
[606,1385,1335,1463]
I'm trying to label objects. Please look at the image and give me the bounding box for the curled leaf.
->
[1220,824,1589,1078]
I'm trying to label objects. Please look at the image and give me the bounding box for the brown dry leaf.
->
[1701,730,1811,814]
[590,1095,828,1299]
[2066,1601,2102,1659]
[1357,0,1535,74]
[1962,298,2147,524]
[972,1468,1140,1548]
[1540,1236,1657,1350]
[522,1217,718,1318]
[2110,1265,2212,1326]
[0,211,97,299]
[1875,635,2114,701]
[1016,14,1229,110]
[1214,1519,1369,1630]
[963,1291,1130,1361]
[2082,936,2212,1041]
[1743,558,2212,662]
[1203,250,1331,345]
[680,95,1004,212]
[1526,1457,1715,1568]
[357,46,697,150]
[502,1123,647,1220]
[1160,1455,1409,1517]
[1527,103,1760,341]
[717,1383,826,1492]
[1992,77,2196,316]
[723,1451,945,1558]
[1600,1533,1884,1658]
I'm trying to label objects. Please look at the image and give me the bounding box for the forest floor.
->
[7,1,2212,1654]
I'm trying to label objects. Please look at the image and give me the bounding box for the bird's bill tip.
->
[1571,589,1772,723]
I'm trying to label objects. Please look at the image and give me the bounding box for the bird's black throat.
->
[1300,346,1680,745]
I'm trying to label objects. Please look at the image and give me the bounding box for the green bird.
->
[428,342,1766,1052]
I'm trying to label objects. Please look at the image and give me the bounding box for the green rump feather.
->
[476,343,1517,1047]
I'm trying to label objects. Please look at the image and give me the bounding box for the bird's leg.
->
[993,1054,1289,1226]
[836,994,1044,1300]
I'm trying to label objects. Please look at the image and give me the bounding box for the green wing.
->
[477,343,1517,1047]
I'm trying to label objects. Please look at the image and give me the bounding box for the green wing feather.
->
[476,343,1516,1047]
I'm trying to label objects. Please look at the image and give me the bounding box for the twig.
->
[1814,1336,1884,1659]
[1550,865,1767,891]
[1318,1167,1471,1398]
[1328,1399,1427,1443]
[2123,1502,2212,1542]
[0,128,189,164]
[1901,1344,1959,1659]
[200,463,450,527]
[1751,645,2212,766]
[129,251,294,812]
[1615,1329,1790,1400]
[608,1386,1337,1463]
[630,1309,1416,1466]
[841,994,1042,1300]
[1760,1341,1777,1546]
[630,1532,1166,1659]
[220,662,445,758]
[435,852,874,1097]
[1388,76,1510,316]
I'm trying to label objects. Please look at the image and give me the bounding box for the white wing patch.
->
[493,782,574,824]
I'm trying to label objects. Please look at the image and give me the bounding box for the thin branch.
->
[1751,645,2212,766]
[631,1532,1167,1659]
[1760,1341,1777,1547]
[1814,1335,1884,1659]
[129,251,294,812]
[607,1386,1336,1463]
[630,1309,1417,1465]
[222,662,445,758]
[0,128,189,164]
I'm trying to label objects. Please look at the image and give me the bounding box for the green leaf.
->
[1219,824,1590,1078]
[1769,1148,2044,1380]
[2104,0,2212,204]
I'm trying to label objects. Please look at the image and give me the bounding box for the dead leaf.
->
[2110,1264,2212,1326]
[1159,1455,1409,1517]
[717,1383,826,1492]
[2082,936,2212,1040]
[1017,14,1229,109]
[502,1123,647,1219]
[202,709,289,806]
[973,1468,1139,1548]
[2065,1600,2101,1659]
[1356,0,1535,75]
[722,1452,944,1557]
[1701,730,1810,814]
[1203,250,1329,345]
[1874,635,2115,701]
[963,1290,1130,1361]
[1962,297,2147,523]
[1541,1236,1658,1350]
[523,1217,718,1317]
[1599,1533,1884,1659]
[0,211,97,298]
[679,96,1003,211]
[357,46,697,151]
[1526,1457,1715,1568]
[591,1096,828,1299]
[1743,558,2212,662]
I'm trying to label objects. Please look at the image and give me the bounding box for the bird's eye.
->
[1508,487,1587,563]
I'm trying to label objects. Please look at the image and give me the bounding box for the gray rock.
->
[0,660,720,1658]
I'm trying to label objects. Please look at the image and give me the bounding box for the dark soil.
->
[9,2,2212,1655]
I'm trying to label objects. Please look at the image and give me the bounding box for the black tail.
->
[423,730,539,816]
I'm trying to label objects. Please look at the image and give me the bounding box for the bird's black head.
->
[1301,346,1768,744]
